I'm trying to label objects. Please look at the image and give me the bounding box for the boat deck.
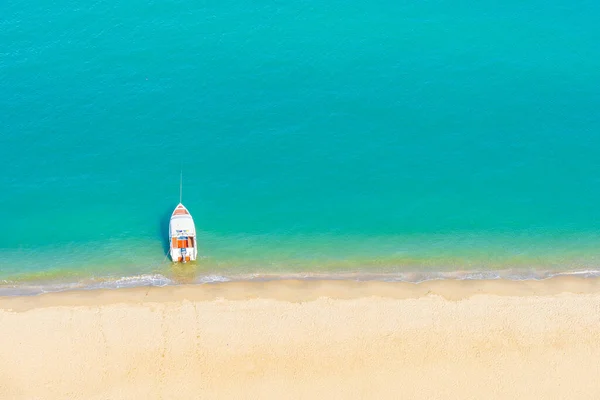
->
[173,207,190,216]
[172,237,194,249]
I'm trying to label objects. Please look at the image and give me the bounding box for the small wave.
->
[87,274,174,290]
[196,275,231,283]
[551,269,600,278]
[3,269,600,296]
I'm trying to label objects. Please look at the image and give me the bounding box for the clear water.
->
[2,0,600,293]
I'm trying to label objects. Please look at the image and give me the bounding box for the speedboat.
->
[169,203,198,262]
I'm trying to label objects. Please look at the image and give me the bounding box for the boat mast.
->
[179,170,183,204]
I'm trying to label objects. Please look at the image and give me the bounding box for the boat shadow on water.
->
[159,208,172,256]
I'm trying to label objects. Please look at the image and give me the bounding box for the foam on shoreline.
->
[2,267,600,297]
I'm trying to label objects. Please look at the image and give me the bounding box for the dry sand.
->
[1,278,600,399]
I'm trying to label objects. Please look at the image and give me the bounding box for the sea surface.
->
[2,0,600,294]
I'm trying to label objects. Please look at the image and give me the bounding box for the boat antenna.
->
[179,170,183,204]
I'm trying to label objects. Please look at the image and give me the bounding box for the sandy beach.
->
[1,278,600,399]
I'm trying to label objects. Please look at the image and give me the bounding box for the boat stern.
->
[170,236,197,262]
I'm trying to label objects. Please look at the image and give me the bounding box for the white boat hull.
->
[169,203,198,262]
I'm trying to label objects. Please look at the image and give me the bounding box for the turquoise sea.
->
[2,0,600,294]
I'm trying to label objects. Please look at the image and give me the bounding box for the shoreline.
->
[2,275,600,310]
[2,267,600,297]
